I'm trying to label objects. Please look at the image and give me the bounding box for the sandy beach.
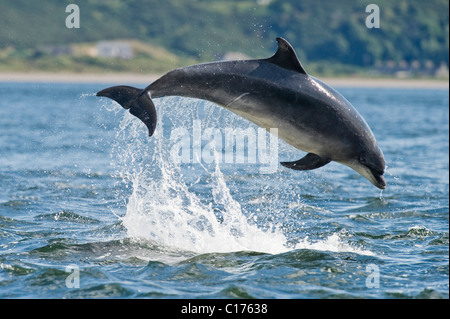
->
[0,72,448,89]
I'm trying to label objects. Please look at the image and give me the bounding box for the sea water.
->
[0,82,448,298]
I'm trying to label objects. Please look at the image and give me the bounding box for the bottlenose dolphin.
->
[97,37,386,189]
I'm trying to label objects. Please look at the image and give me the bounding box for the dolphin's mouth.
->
[371,171,386,189]
[366,165,386,190]
[347,162,386,189]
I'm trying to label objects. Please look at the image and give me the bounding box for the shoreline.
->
[0,72,448,89]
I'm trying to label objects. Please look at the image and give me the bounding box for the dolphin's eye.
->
[358,156,366,164]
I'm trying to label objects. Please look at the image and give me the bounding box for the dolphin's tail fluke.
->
[96,86,157,136]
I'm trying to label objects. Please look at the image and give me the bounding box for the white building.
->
[96,41,134,59]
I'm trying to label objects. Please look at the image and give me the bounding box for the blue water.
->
[0,81,448,299]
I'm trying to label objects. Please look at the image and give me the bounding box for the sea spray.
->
[107,96,375,256]
[108,97,290,254]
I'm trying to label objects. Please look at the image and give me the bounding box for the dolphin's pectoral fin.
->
[97,86,157,136]
[280,153,330,171]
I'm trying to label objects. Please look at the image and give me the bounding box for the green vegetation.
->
[0,40,196,73]
[0,0,448,77]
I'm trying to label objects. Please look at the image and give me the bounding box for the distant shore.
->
[0,72,448,89]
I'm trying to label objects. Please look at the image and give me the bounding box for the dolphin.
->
[97,37,386,189]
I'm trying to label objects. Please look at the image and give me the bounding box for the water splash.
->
[108,97,287,254]
[107,97,374,256]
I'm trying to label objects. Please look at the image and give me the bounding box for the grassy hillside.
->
[0,0,448,76]
[0,39,196,73]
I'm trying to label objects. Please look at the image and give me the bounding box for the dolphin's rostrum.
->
[97,37,386,189]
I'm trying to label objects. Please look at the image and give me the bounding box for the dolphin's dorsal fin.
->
[267,37,307,74]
